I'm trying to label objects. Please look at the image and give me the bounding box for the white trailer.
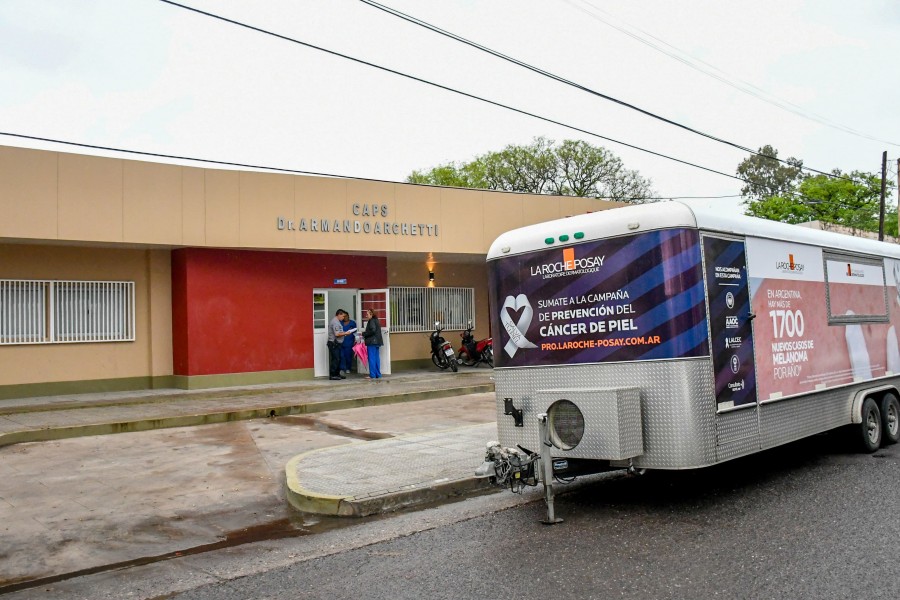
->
[477,202,900,521]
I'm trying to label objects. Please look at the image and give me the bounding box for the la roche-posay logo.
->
[530,247,605,279]
[846,264,865,278]
[775,253,805,274]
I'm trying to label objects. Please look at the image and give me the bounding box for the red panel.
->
[171,249,386,376]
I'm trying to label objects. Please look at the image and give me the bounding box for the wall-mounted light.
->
[429,271,435,282]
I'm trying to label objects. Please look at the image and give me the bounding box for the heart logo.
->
[500,294,538,358]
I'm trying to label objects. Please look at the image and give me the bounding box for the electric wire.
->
[563,0,900,149]
[0,130,739,201]
[359,0,863,184]
[4,4,882,211]
[155,0,741,182]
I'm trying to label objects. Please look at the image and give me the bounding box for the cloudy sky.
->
[1,0,898,212]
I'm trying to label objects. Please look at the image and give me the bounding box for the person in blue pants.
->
[339,312,357,373]
[362,308,383,379]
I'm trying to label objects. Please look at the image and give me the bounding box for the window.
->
[824,253,888,324]
[0,280,47,344]
[0,280,135,345]
[312,292,326,329]
[389,287,475,332]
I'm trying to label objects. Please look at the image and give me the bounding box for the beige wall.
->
[0,145,621,254]
[0,244,172,386]
[387,258,490,363]
[0,145,623,389]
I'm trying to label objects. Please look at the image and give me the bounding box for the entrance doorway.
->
[313,288,391,377]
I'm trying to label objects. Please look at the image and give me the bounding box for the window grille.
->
[0,280,47,344]
[0,280,135,345]
[389,287,474,332]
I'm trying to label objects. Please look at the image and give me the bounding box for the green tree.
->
[406,137,656,203]
[736,145,804,203]
[745,169,891,233]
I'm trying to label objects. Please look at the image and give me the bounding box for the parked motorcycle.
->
[429,321,458,372]
[457,321,493,367]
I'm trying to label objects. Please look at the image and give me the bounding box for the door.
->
[312,289,329,377]
[357,289,391,375]
[702,235,758,410]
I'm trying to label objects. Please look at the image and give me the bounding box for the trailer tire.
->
[859,398,883,453]
[880,393,900,445]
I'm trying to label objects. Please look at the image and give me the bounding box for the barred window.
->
[0,280,47,344]
[0,280,135,345]
[389,287,474,332]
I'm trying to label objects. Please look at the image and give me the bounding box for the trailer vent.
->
[548,399,585,450]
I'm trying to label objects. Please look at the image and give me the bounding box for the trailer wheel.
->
[880,393,900,445]
[858,397,883,453]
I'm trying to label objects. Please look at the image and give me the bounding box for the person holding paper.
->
[340,311,358,374]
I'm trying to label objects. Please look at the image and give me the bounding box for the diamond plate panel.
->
[759,385,862,449]
[495,358,717,469]
[538,388,643,460]
[715,408,760,462]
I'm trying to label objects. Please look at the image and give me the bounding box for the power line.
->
[2,132,883,212]
[0,131,736,200]
[563,0,900,149]
[358,0,861,184]
[154,1,871,210]
[156,0,741,182]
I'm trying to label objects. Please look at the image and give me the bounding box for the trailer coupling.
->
[474,415,564,523]
[474,441,538,493]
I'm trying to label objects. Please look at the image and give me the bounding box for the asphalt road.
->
[170,431,900,600]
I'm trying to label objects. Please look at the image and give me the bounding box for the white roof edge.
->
[487,201,900,260]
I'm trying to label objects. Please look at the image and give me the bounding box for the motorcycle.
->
[457,321,493,367]
[429,321,458,372]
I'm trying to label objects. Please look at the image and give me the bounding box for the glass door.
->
[357,289,391,375]
[312,289,329,377]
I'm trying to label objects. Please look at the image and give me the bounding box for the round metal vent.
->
[548,399,585,450]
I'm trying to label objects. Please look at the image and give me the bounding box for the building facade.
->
[0,145,620,399]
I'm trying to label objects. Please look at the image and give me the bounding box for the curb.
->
[0,383,494,448]
[0,374,492,416]
[284,423,498,517]
[286,472,495,517]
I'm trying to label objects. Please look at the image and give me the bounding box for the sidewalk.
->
[0,370,495,448]
[0,383,502,593]
[285,423,497,517]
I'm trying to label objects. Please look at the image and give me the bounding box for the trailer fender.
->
[850,386,899,424]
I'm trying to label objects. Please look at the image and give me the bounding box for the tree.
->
[406,137,656,203]
[736,145,804,203]
[745,168,892,233]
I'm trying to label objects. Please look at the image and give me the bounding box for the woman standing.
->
[362,308,384,379]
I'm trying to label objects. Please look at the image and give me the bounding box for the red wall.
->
[172,249,386,376]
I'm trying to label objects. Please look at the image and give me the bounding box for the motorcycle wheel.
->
[484,347,493,368]
[458,350,476,367]
[432,352,449,370]
[450,358,458,372]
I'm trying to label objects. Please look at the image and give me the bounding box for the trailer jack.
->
[537,413,563,524]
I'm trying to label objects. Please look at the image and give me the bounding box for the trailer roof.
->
[487,201,900,260]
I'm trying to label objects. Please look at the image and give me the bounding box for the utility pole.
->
[879,151,887,241]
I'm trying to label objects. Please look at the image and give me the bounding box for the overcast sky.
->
[1,0,898,213]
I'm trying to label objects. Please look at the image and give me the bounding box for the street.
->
[169,431,900,599]
[4,401,900,599]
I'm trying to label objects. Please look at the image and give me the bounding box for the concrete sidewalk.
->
[0,390,501,593]
[0,370,494,448]
[285,423,496,516]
